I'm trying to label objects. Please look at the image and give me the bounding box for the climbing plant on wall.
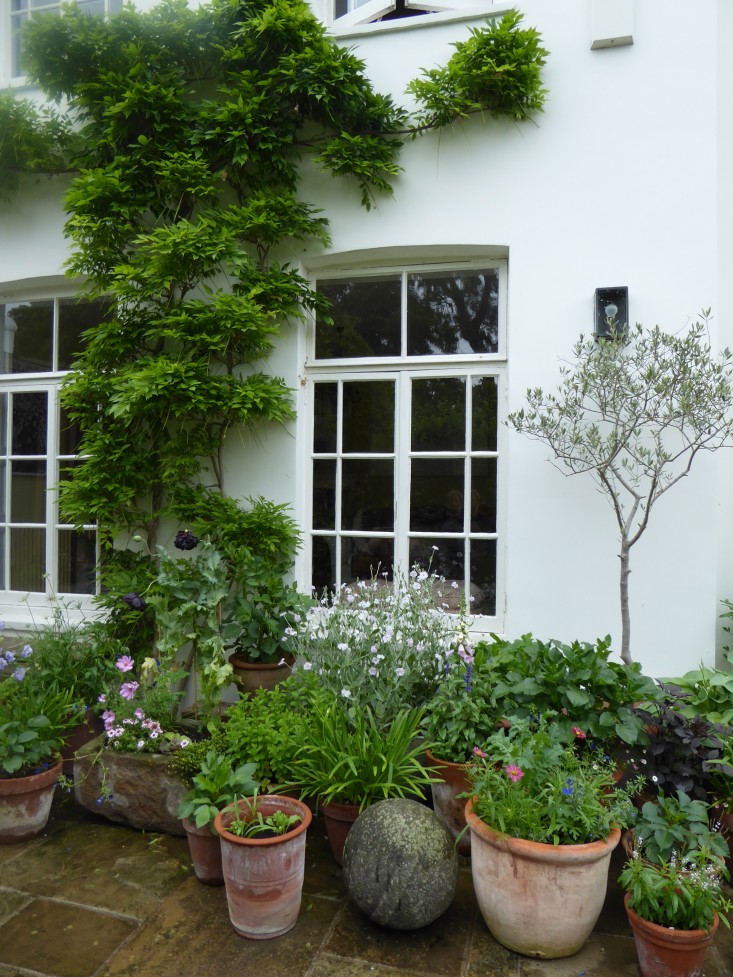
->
[0,1,547,594]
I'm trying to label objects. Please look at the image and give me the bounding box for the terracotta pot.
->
[182,817,224,886]
[228,652,294,693]
[0,760,62,844]
[320,799,360,865]
[425,750,471,855]
[214,794,312,940]
[624,893,719,977]
[466,797,620,958]
[60,709,104,775]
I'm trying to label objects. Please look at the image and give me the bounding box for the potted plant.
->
[620,792,731,977]
[177,750,258,885]
[284,692,437,864]
[214,792,312,940]
[0,664,81,843]
[465,713,642,958]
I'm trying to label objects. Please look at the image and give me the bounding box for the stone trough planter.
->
[74,735,186,835]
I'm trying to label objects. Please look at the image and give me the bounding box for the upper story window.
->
[10,0,122,78]
[0,296,107,598]
[305,261,505,625]
[331,0,494,30]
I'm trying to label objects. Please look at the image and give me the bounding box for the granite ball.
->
[342,798,458,930]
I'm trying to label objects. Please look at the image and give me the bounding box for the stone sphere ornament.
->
[342,798,459,930]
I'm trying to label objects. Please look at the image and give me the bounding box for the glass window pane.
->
[314,383,337,453]
[342,459,393,531]
[0,529,5,588]
[409,537,465,604]
[410,458,465,532]
[411,377,465,452]
[0,394,7,455]
[12,392,47,455]
[472,376,498,452]
[407,269,499,355]
[316,277,401,359]
[58,298,108,370]
[2,301,52,373]
[313,459,336,530]
[0,461,6,521]
[11,460,46,522]
[470,539,497,615]
[312,535,335,594]
[471,458,497,534]
[57,530,97,594]
[343,536,393,584]
[343,381,394,453]
[10,528,45,592]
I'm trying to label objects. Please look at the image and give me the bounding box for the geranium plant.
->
[467,714,643,845]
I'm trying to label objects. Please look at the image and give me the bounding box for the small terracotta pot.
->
[425,750,471,855]
[466,798,620,958]
[0,760,62,844]
[320,799,360,865]
[228,652,294,693]
[624,893,719,977]
[182,817,224,886]
[214,795,311,940]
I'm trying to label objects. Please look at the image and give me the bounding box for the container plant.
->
[177,750,258,885]
[619,792,731,977]
[0,664,81,843]
[214,793,312,940]
[465,713,642,958]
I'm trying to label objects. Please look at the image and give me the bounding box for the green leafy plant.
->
[0,677,81,776]
[177,750,258,833]
[507,319,733,664]
[224,792,302,839]
[467,714,643,845]
[620,793,731,931]
[285,697,436,813]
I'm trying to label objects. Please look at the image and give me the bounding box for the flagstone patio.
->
[0,793,730,977]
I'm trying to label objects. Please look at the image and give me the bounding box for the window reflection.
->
[407,269,499,355]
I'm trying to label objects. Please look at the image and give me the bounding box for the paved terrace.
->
[0,794,731,977]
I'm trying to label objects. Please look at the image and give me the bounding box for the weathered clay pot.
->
[214,794,312,940]
[425,750,471,855]
[182,817,224,885]
[466,797,620,958]
[228,652,293,694]
[0,760,62,844]
[321,799,360,865]
[624,893,719,977]
[73,735,186,835]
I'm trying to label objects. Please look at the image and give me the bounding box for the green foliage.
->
[223,793,303,839]
[177,750,259,833]
[633,791,729,866]
[468,714,642,845]
[0,93,75,202]
[0,681,81,776]
[408,11,547,129]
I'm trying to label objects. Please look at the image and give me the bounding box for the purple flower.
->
[4,651,14,663]
[12,667,26,681]
[173,529,199,551]
[0,659,6,672]
[119,681,139,700]
[21,645,33,659]
[122,592,146,612]
[115,655,134,672]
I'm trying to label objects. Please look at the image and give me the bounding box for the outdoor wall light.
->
[594,286,628,339]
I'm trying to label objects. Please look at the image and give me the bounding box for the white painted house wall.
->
[0,0,730,678]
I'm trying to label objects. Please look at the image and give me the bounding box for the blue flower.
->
[12,667,26,682]
[562,778,574,797]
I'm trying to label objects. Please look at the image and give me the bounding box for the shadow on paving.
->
[0,793,730,977]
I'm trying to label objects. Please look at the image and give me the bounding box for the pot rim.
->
[424,749,470,770]
[465,796,621,862]
[214,793,311,846]
[0,759,62,795]
[623,892,720,942]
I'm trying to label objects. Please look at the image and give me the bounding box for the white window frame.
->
[0,291,99,625]
[325,0,504,33]
[298,256,507,634]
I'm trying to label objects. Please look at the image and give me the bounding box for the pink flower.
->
[115,655,134,673]
[97,694,106,703]
[102,709,116,727]
[472,746,488,758]
[119,681,139,700]
[134,708,145,720]
[571,726,587,739]
[504,763,524,783]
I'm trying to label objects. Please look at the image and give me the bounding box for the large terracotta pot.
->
[228,652,293,694]
[0,760,62,844]
[214,794,312,940]
[320,799,360,865]
[624,893,719,977]
[466,797,620,958]
[425,750,471,855]
[182,817,224,886]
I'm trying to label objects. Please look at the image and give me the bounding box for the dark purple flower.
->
[174,529,199,551]
[122,592,146,612]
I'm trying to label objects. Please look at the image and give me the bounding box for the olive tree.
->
[507,317,733,664]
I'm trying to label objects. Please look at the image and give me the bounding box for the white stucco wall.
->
[0,0,729,677]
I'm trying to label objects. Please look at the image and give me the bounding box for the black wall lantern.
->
[594,286,628,339]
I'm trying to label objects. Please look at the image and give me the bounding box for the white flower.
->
[136,740,145,750]
[395,667,405,677]
[341,688,351,698]
[451,580,459,589]
[302,661,313,671]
